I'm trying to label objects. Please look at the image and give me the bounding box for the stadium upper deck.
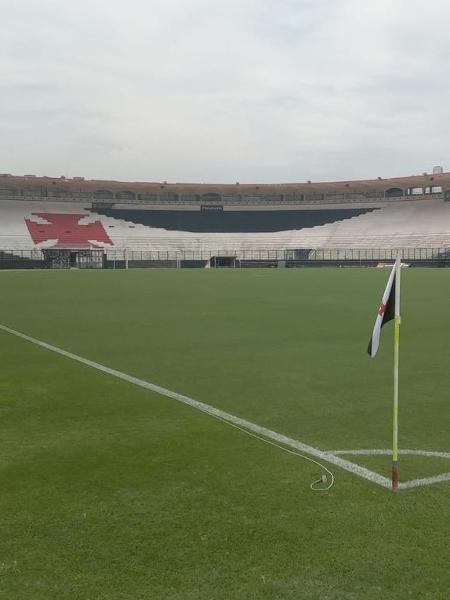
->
[0,172,448,205]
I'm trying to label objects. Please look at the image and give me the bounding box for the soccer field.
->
[1,268,449,599]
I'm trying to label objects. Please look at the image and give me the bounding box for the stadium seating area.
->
[0,196,449,259]
[93,206,375,233]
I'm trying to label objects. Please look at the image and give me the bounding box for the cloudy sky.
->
[1,0,449,183]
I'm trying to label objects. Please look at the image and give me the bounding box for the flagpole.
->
[392,251,401,491]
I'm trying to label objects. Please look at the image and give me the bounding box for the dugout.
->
[42,249,105,269]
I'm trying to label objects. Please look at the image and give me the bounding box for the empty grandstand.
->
[0,172,449,267]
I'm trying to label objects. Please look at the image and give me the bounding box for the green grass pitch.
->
[0,268,449,599]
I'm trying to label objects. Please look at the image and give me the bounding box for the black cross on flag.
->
[367,264,397,357]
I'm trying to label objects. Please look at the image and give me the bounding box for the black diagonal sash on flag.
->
[368,264,396,357]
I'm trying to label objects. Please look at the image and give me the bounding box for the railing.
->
[0,247,448,268]
[0,192,444,206]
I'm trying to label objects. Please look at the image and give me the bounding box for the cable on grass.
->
[212,414,335,492]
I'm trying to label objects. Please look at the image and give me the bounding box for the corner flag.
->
[367,263,396,357]
[367,254,402,491]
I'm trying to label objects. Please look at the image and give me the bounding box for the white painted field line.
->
[330,449,450,490]
[399,472,450,490]
[332,449,450,460]
[0,322,391,490]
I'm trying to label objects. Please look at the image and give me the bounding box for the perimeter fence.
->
[0,247,449,269]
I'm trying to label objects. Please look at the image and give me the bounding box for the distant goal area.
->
[0,171,449,268]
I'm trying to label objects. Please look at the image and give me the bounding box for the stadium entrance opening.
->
[42,249,105,269]
[209,256,237,268]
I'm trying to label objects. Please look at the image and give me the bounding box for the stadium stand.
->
[0,173,449,266]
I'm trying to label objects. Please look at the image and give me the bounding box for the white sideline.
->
[3,323,450,491]
[0,322,393,490]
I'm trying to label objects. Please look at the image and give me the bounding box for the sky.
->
[1,0,450,183]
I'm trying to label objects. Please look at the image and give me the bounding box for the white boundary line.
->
[332,449,450,460]
[0,323,391,490]
[329,449,450,490]
[2,323,449,491]
[400,473,450,490]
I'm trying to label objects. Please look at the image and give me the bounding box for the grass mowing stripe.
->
[0,322,391,490]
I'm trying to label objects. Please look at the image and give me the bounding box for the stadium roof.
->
[0,172,448,193]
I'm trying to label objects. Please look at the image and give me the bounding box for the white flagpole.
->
[392,251,402,490]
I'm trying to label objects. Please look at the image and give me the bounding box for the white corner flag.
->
[367,254,402,491]
[367,263,397,357]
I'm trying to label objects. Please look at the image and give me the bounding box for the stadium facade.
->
[0,172,449,268]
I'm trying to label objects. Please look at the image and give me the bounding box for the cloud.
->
[0,0,449,182]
